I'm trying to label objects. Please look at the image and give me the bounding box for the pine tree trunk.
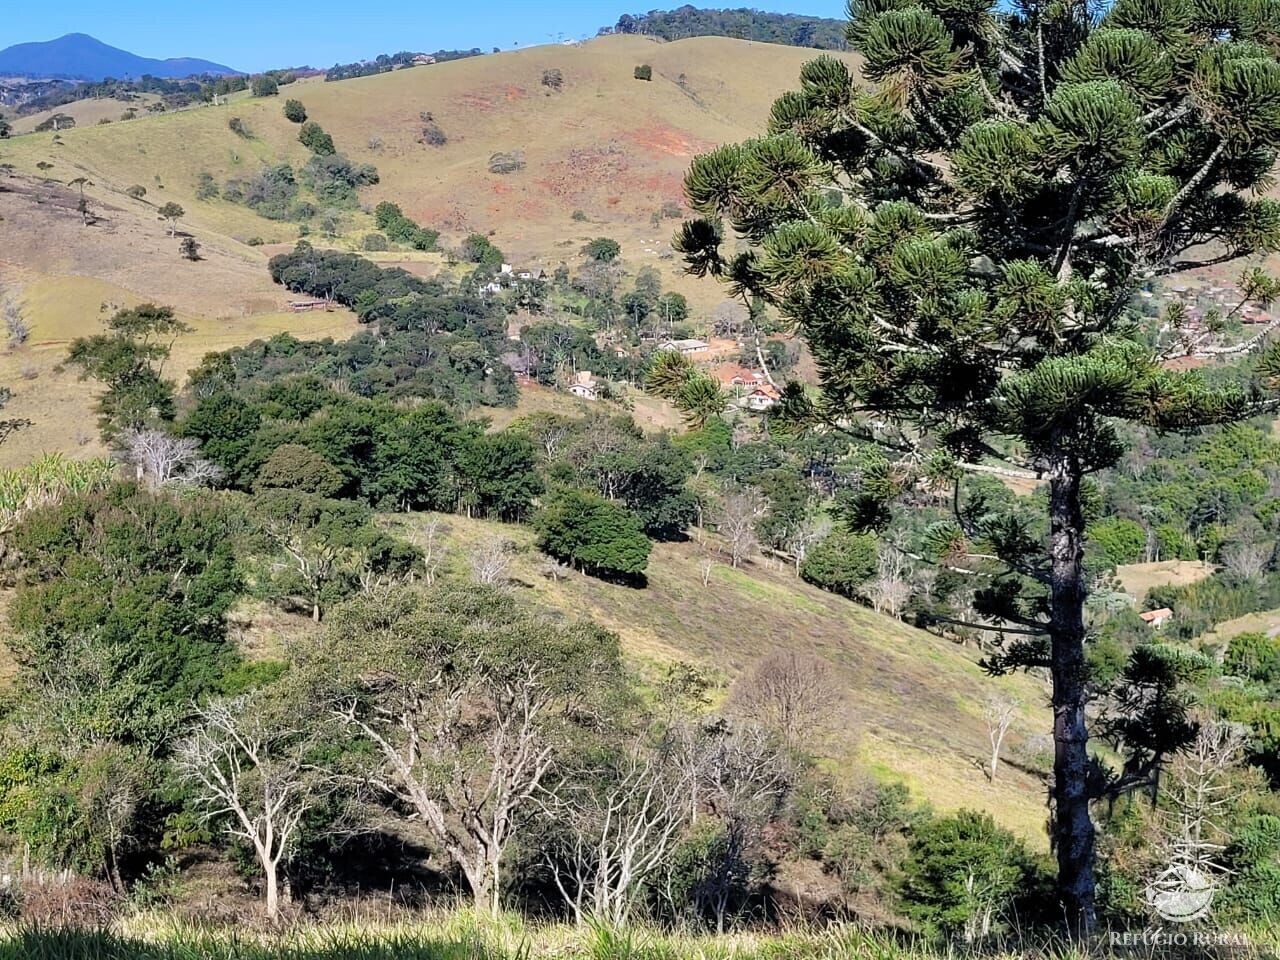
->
[1047,456,1096,936]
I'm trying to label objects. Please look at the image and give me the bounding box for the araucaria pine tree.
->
[676,0,1280,932]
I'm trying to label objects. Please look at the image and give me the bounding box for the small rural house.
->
[741,386,780,412]
[568,370,599,401]
[1139,607,1173,629]
[712,363,765,392]
[657,338,709,355]
[411,54,437,65]
[288,299,330,313]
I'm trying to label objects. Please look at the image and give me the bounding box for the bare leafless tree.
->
[713,486,767,568]
[418,516,449,585]
[727,651,840,748]
[700,556,716,587]
[470,536,513,585]
[176,695,328,921]
[334,656,559,916]
[1146,720,1245,920]
[544,747,690,926]
[868,547,911,619]
[983,693,1020,782]
[787,514,831,575]
[117,428,222,490]
[1220,541,1270,581]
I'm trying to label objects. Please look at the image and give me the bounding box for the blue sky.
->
[3,1,850,72]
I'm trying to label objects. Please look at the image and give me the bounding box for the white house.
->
[741,386,779,412]
[568,370,599,401]
[657,338,709,355]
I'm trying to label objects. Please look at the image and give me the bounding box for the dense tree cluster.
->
[606,6,847,49]
[323,48,485,82]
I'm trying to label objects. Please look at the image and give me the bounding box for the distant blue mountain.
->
[0,33,241,81]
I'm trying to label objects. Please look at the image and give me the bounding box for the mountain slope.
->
[0,33,240,81]
[386,512,1053,844]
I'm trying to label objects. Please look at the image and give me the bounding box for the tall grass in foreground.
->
[0,916,1275,960]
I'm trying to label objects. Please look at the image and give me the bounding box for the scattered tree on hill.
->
[66,303,190,438]
[251,74,279,97]
[535,487,651,579]
[583,237,621,262]
[634,64,653,81]
[800,528,877,598]
[180,237,201,261]
[983,694,1020,783]
[125,184,147,200]
[157,201,184,237]
[0,118,9,139]
[460,232,504,268]
[712,486,767,568]
[728,651,839,748]
[297,121,335,156]
[541,68,564,91]
[283,98,307,123]
[67,176,93,226]
[674,0,1280,929]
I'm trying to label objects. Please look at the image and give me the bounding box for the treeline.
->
[324,48,485,82]
[604,6,848,48]
[15,73,227,116]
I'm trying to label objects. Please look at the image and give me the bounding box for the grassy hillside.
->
[1,35,857,281]
[0,34,846,463]
[384,511,1053,844]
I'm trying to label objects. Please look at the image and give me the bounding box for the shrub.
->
[583,237,621,262]
[194,172,218,201]
[634,64,653,81]
[541,68,564,91]
[283,98,307,123]
[228,116,252,138]
[800,529,878,598]
[362,233,389,252]
[487,150,525,174]
[897,810,1041,941]
[420,121,447,146]
[571,210,589,222]
[298,121,336,156]
[124,184,147,200]
[1223,631,1280,684]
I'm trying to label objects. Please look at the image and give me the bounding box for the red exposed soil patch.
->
[622,122,713,158]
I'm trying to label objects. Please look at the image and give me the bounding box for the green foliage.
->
[801,529,878,597]
[897,811,1042,940]
[9,484,243,744]
[65,303,191,439]
[675,375,727,428]
[460,232,504,267]
[1088,517,1146,566]
[297,121,335,156]
[634,64,653,81]
[250,74,279,97]
[253,443,346,497]
[299,153,379,207]
[1224,632,1280,684]
[222,163,299,221]
[373,201,439,250]
[584,237,622,262]
[194,172,218,200]
[283,98,307,123]
[535,487,651,579]
[610,8,848,49]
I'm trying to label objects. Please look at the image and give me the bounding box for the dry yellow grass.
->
[9,93,163,135]
[1114,559,1215,599]
[2,36,854,309]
